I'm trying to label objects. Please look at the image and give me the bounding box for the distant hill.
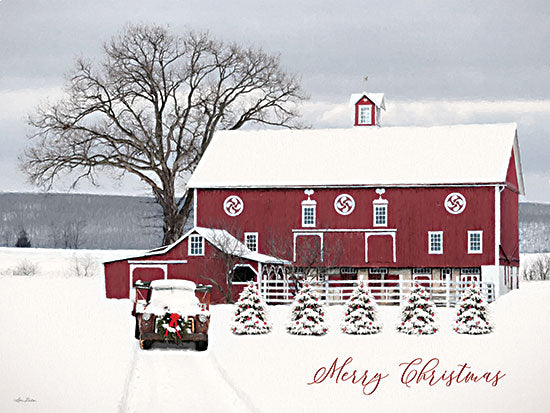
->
[0,192,166,249]
[519,202,550,253]
[0,192,548,252]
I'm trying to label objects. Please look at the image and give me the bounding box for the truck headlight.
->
[198,314,207,323]
[143,313,151,321]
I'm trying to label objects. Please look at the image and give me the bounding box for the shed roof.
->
[187,123,524,194]
[104,227,290,265]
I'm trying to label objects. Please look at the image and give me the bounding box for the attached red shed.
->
[104,227,289,303]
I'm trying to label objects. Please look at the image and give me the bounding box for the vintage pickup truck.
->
[132,279,212,351]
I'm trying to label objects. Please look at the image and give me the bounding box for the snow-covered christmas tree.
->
[231,282,272,335]
[287,284,328,335]
[454,284,493,334]
[341,284,381,334]
[397,284,438,335]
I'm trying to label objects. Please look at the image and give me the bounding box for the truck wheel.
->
[134,319,140,340]
[196,340,208,351]
[140,340,152,350]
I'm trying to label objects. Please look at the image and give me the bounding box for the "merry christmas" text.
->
[307,356,505,396]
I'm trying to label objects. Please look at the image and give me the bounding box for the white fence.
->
[258,279,495,307]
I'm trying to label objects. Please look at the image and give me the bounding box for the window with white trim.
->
[244,232,258,252]
[188,235,204,256]
[412,268,432,275]
[468,231,483,254]
[368,268,388,275]
[373,200,388,227]
[428,231,443,254]
[460,267,480,283]
[441,268,452,280]
[358,105,372,124]
[302,205,316,227]
[460,267,480,275]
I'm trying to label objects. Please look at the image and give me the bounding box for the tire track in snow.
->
[118,342,138,413]
[209,351,259,413]
[123,344,256,412]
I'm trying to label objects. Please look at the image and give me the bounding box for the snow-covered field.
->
[1,248,550,412]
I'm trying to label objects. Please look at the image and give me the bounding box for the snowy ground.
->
[1,248,550,412]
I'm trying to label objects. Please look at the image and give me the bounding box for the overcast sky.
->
[1,0,549,201]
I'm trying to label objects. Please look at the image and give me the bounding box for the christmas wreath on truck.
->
[132,280,212,351]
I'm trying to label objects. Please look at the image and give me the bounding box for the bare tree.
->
[49,220,87,248]
[200,227,248,303]
[522,255,550,281]
[265,227,344,283]
[22,23,308,245]
[1,229,15,247]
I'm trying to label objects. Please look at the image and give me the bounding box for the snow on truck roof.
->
[187,123,524,194]
[146,283,202,315]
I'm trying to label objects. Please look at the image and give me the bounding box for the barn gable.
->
[349,92,386,126]
[506,133,525,194]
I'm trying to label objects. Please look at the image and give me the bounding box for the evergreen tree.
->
[341,284,382,334]
[454,285,493,334]
[397,284,438,335]
[287,284,327,335]
[15,230,31,248]
[231,282,272,335]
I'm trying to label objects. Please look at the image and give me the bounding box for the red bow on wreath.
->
[165,313,182,338]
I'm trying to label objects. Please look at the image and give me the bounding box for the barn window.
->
[302,205,316,227]
[188,235,204,256]
[412,268,432,275]
[368,268,388,275]
[468,231,483,254]
[460,267,480,283]
[373,200,388,227]
[244,232,258,252]
[232,265,256,283]
[428,231,443,254]
[358,105,372,125]
[441,268,452,280]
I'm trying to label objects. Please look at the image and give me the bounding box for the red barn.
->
[105,93,524,304]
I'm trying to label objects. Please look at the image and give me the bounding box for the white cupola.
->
[349,92,386,126]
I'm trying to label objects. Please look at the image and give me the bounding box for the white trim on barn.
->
[468,230,483,254]
[364,231,397,263]
[128,263,168,296]
[494,185,502,266]
[428,231,443,254]
[188,234,205,256]
[293,232,324,262]
[231,263,259,285]
[193,188,197,227]
[128,260,188,264]
[373,199,388,227]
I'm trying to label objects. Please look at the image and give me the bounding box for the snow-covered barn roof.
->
[104,227,290,265]
[349,92,386,110]
[191,227,290,264]
[187,123,524,194]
